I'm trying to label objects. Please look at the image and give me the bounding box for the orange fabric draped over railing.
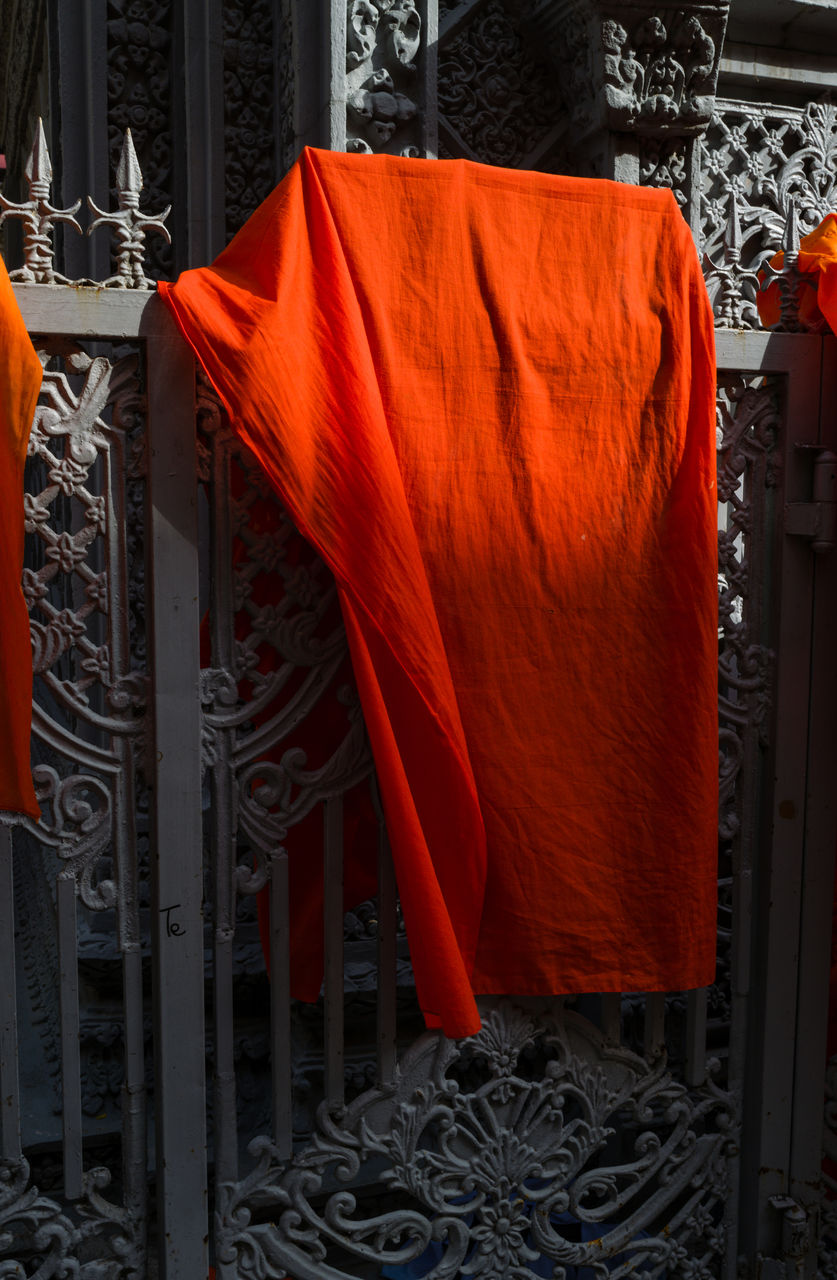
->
[160,148,718,1037]
[0,258,42,818]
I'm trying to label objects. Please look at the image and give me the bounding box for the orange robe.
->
[0,259,42,818]
[160,148,718,1037]
[757,212,837,330]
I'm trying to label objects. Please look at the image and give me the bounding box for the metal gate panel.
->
[790,336,837,1267]
[2,266,811,1280]
[8,284,207,1280]
[5,77,837,1276]
[714,330,837,1274]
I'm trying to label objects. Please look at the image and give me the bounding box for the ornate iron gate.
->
[2,2,837,1277]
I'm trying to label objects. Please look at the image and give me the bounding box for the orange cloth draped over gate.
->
[757,212,837,331]
[0,257,42,818]
[160,148,718,1038]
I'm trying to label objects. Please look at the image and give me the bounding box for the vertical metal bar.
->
[323,795,345,1109]
[643,992,666,1060]
[685,987,708,1087]
[788,334,837,1222]
[270,848,293,1160]
[57,873,83,1199]
[712,332,820,1273]
[144,301,207,1280]
[212,921,237,1177]
[121,942,147,1217]
[745,346,822,1253]
[376,820,397,1085]
[206,402,239,1192]
[685,137,702,247]
[0,824,21,1162]
[212,766,238,1188]
[106,422,148,1238]
[599,993,621,1045]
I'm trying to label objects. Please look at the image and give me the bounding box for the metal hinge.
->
[785,446,837,553]
[756,1196,811,1280]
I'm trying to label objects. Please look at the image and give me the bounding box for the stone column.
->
[294,0,439,157]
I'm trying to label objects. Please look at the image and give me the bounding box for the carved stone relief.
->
[346,0,425,155]
[106,0,174,280]
[639,134,689,205]
[438,0,564,169]
[0,0,47,198]
[223,0,280,242]
[600,7,720,134]
[276,0,296,180]
[517,0,727,150]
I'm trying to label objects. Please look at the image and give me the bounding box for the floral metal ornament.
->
[215,1002,736,1279]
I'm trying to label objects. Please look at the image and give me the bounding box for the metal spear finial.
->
[25,118,53,199]
[0,117,82,283]
[87,129,171,288]
[114,128,143,206]
[703,194,760,328]
[723,191,742,266]
[761,197,806,331]
[782,197,800,269]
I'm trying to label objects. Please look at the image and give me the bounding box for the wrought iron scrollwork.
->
[0,1156,140,1278]
[12,334,151,1277]
[216,1002,736,1280]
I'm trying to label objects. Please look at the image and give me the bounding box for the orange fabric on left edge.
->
[0,258,42,818]
[159,148,718,1039]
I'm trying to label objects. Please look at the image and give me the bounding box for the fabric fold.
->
[160,148,718,1037]
[0,257,42,819]
[757,212,837,330]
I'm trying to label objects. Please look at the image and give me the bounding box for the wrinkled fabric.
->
[160,148,718,1037]
[757,212,837,331]
[0,258,41,819]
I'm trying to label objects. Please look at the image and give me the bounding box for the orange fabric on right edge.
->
[757,212,837,330]
[0,257,42,819]
[159,149,718,1038]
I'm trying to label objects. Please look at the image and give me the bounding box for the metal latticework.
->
[2,2,837,1274]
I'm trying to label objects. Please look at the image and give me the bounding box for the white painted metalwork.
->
[3,12,837,1269]
[87,129,172,288]
[0,119,82,284]
[1,120,169,289]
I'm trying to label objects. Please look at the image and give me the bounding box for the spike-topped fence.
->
[0,120,169,287]
[2,121,205,1280]
[704,192,817,332]
[1,113,836,1280]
